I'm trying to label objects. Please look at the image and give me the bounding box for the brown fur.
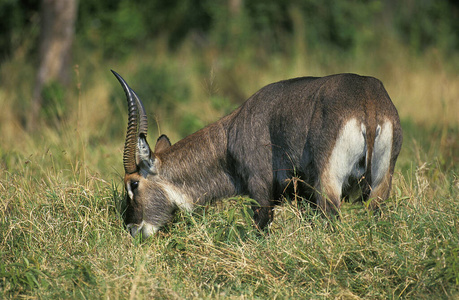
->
[115,73,403,235]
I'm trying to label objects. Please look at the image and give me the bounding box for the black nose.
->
[129,226,138,237]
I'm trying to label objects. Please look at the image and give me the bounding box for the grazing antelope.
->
[112,71,402,238]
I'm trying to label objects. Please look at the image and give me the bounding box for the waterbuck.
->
[112,71,403,238]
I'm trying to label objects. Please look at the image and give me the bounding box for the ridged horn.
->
[131,90,148,138]
[111,70,138,174]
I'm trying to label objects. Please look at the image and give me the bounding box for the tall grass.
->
[1,34,458,298]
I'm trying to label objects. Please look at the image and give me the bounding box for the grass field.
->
[1,38,458,298]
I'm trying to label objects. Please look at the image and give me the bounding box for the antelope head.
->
[112,71,175,238]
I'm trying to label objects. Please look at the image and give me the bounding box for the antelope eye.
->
[131,181,139,190]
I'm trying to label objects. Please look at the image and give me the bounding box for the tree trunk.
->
[228,0,242,16]
[30,0,78,130]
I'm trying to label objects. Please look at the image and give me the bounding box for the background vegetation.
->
[1,0,458,298]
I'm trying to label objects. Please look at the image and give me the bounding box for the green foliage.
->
[178,112,205,137]
[3,0,457,61]
[40,81,67,126]
[242,0,382,52]
[165,197,260,247]
[61,260,97,288]
[209,95,238,116]
[424,239,459,286]
[395,0,459,53]
[140,0,213,49]
[131,65,190,113]
[78,0,147,58]
[77,0,213,58]
[80,0,459,55]
[0,256,52,294]
[0,0,39,60]
[207,197,259,244]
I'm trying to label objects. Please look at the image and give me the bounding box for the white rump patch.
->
[371,120,393,188]
[160,182,194,212]
[327,118,366,194]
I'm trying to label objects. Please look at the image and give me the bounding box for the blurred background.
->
[0,0,458,178]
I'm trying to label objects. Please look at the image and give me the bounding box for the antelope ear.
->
[137,134,157,176]
[154,134,171,153]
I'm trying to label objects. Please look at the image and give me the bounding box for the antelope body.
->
[112,71,403,238]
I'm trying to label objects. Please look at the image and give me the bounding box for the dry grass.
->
[0,38,458,298]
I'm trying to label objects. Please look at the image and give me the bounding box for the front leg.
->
[248,177,274,230]
[252,201,274,230]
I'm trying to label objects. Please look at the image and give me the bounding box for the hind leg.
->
[368,119,398,210]
[314,118,366,216]
[368,170,393,210]
[315,174,342,216]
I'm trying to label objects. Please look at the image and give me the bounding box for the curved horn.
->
[131,90,148,138]
[111,70,138,174]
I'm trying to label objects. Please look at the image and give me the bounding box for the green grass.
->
[1,35,459,298]
[1,106,458,299]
